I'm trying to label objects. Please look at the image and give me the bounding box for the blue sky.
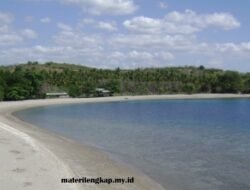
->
[0,0,250,71]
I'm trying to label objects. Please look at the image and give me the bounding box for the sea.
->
[15,99,250,190]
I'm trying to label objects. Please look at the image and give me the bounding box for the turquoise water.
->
[15,99,250,190]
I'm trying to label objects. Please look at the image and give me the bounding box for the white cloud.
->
[216,43,240,53]
[54,29,102,48]
[216,42,250,56]
[124,16,162,33]
[203,13,240,30]
[159,2,168,9]
[0,14,37,45]
[78,18,117,32]
[165,10,240,30]
[2,33,250,68]
[2,44,106,67]
[97,21,117,31]
[57,22,73,31]
[60,0,138,15]
[50,27,180,67]
[109,32,250,59]
[128,50,174,61]
[123,16,200,34]
[241,42,250,51]
[0,25,9,33]
[110,51,125,59]
[124,10,240,35]
[107,50,174,68]
[40,17,51,23]
[21,29,38,39]
[1,1,249,70]
[157,52,175,61]
[0,12,13,24]
[81,18,95,25]
[0,34,23,46]
[110,33,195,51]
[128,50,154,60]
[109,50,174,68]
[20,0,138,15]
[33,45,74,55]
[0,45,76,64]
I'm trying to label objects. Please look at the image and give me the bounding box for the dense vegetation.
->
[0,62,249,101]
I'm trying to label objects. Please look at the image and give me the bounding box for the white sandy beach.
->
[0,122,76,190]
[1,94,250,190]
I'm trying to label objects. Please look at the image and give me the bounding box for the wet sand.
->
[1,94,250,190]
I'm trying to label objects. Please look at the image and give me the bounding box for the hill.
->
[0,62,250,101]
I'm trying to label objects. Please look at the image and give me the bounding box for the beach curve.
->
[1,94,250,190]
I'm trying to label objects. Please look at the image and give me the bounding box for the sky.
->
[0,0,250,71]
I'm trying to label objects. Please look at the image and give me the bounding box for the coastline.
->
[1,94,250,190]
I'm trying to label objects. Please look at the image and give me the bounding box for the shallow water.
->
[15,99,250,190]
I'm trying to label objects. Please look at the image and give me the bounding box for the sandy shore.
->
[1,94,250,190]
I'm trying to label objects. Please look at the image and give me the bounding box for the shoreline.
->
[1,94,250,190]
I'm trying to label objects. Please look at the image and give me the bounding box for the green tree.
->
[105,79,120,93]
[82,81,94,97]
[0,85,4,101]
[183,83,196,94]
[5,86,29,100]
[242,78,250,93]
[218,71,242,93]
[0,75,5,101]
[68,85,82,97]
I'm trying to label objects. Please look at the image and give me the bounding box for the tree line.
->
[0,62,249,101]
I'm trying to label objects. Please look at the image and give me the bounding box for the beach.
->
[1,94,250,190]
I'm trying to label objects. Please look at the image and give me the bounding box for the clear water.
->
[15,99,250,190]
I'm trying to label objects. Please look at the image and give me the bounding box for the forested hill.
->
[0,62,250,101]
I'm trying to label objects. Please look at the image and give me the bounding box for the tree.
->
[218,71,242,93]
[68,85,82,97]
[105,79,120,94]
[183,83,196,94]
[0,85,4,101]
[242,78,250,93]
[0,63,248,101]
[24,70,43,98]
[199,65,205,70]
[5,86,29,100]
[0,75,5,101]
[82,81,95,97]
